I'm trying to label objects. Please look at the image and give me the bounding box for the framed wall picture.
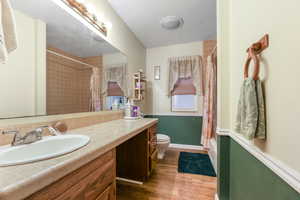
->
[154,66,160,80]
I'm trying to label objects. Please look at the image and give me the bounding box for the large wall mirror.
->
[0,0,128,119]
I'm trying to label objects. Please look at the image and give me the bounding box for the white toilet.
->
[156,134,170,159]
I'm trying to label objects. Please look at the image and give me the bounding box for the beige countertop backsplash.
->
[0,111,123,146]
[0,112,158,200]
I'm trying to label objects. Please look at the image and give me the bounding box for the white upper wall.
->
[217,0,231,129]
[103,52,127,66]
[218,0,300,172]
[87,0,146,78]
[145,41,203,115]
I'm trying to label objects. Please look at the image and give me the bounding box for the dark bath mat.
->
[178,152,216,177]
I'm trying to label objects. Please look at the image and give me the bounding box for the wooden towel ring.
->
[244,34,269,80]
[244,47,260,80]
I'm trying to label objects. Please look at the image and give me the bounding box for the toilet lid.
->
[157,134,170,142]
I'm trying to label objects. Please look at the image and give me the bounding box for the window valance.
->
[168,55,203,96]
[107,81,124,96]
[172,78,196,95]
[102,63,128,97]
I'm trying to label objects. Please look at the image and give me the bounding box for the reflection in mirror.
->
[103,53,128,110]
[0,0,128,119]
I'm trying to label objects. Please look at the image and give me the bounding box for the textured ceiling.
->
[108,0,216,48]
[11,0,119,57]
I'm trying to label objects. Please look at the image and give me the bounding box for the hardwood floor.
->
[117,148,217,200]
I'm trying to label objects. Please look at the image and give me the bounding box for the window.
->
[171,78,198,112]
[106,96,125,110]
[106,81,125,110]
[172,95,197,112]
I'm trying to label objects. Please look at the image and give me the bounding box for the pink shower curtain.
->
[90,68,101,111]
[201,48,217,149]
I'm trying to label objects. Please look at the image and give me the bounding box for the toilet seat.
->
[157,134,170,143]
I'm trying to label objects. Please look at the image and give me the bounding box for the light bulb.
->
[86,3,96,14]
[105,21,112,29]
[76,0,85,4]
[96,13,105,22]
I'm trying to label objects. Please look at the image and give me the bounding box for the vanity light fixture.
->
[64,0,112,35]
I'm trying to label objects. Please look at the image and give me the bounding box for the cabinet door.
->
[148,124,157,141]
[148,124,157,156]
[149,137,157,154]
[149,150,158,174]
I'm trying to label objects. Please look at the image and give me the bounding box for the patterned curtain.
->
[201,49,217,149]
[102,63,128,106]
[168,55,203,96]
[90,67,101,111]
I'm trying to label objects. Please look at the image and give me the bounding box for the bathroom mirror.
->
[0,0,128,119]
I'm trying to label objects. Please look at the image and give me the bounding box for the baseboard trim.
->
[169,143,204,151]
[216,127,230,136]
[215,194,219,200]
[217,127,300,194]
[208,138,217,174]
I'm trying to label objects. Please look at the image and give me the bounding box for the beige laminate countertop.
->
[0,118,158,200]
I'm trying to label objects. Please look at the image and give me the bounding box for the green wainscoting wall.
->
[217,136,230,200]
[145,115,202,146]
[218,135,300,200]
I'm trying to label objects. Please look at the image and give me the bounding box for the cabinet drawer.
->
[55,159,115,200]
[27,150,115,200]
[96,184,116,200]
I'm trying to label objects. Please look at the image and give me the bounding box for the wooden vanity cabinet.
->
[116,123,158,182]
[25,122,158,200]
[26,149,116,200]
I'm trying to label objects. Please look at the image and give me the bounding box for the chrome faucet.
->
[1,130,24,146]
[2,125,61,146]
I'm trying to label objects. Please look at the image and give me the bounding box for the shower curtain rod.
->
[47,49,97,69]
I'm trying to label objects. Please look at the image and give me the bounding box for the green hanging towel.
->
[235,78,266,140]
[255,79,266,139]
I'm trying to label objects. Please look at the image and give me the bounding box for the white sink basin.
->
[0,134,90,167]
